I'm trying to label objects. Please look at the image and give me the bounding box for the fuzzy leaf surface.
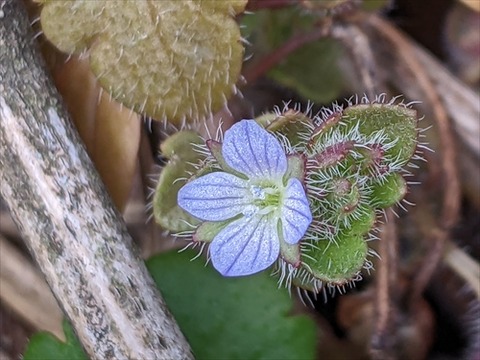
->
[302,233,367,283]
[342,104,418,165]
[38,0,246,124]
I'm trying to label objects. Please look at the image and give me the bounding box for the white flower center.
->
[245,182,283,217]
[250,185,266,200]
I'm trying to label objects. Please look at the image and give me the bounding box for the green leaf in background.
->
[362,0,389,11]
[24,250,318,360]
[241,8,347,104]
[268,38,347,104]
[147,250,318,360]
[24,320,87,360]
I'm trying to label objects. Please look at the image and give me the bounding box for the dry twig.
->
[366,14,461,228]
[330,21,380,98]
[365,13,462,306]
[0,1,193,358]
[0,235,63,340]
[370,209,398,360]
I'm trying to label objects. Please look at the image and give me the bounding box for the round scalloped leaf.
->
[301,233,367,284]
[342,104,418,165]
[37,0,246,125]
[153,131,204,232]
[368,172,407,209]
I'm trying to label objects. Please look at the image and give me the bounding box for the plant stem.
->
[0,0,193,358]
[370,209,398,360]
[243,23,331,83]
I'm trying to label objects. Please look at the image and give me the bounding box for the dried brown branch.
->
[409,228,448,306]
[364,14,462,308]
[411,44,480,157]
[444,241,480,299]
[366,14,461,229]
[0,0,193,358]
[330,21,380,98]
[0,235,63,340]
[370,209,398,360]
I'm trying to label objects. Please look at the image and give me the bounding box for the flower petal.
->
[210,214,280,276]
[280,178,312,244]
[222,120,287,180]
[178,172,250,221]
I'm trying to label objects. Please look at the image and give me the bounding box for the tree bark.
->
[0,0,194,358]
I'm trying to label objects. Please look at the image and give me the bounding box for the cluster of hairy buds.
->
[153,96,421,294]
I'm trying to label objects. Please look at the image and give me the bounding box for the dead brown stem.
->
[365,14,461,306]
[330,21,380,98]
[370,209,398,360]
[367,14,460,229]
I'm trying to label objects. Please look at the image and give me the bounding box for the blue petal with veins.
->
[222,120,287,180]
[281,178,312,244]
[210,215,280,276]
[177,119,312,277]
[178,172,250,221]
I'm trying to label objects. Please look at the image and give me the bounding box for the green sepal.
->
[356,144,390,178]
[328,178,360,214]
[368,172,407,208]
[284,154,306,183]
[279,219,301,266]
[254,113,277,128]
[301,233,367,284]
[341,206,376,236]
[206,139,246,179]
[153,131,204,232]
[311,141,354,169]
[279,241,301,267]
[342,104,418,165]
[265,110,313,147]
[193,218,237,243]
[308,111,342,152]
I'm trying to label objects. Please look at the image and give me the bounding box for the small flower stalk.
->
[153,96,421,293]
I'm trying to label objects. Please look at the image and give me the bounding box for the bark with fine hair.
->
[0,0,193,358]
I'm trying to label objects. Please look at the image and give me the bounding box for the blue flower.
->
[178,120,312,277]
